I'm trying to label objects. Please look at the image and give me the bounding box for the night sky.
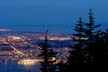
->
[0,0,107,33]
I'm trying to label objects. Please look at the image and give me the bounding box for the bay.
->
[0,62,40,72]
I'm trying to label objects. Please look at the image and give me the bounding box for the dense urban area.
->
[0,32,72,63]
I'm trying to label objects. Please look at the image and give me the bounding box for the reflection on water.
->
[18,59,38,66]
[0,61,40,72]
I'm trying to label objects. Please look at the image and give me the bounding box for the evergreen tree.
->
[39,30,57,72]
[82,9,101,71]
[67,9,103,72]
[105,26,108,48]
[68,17,85,72]
[94,34,107,71]
[84,9,101,43]
[96,27,108,71]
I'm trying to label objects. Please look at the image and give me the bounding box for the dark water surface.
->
[0,62,40,72]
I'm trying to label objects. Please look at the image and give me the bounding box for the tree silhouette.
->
[82,9,102,71]
[84,9,101,43]
[67,9,106,72]
[94,35,107,71]
[95,27,108,71]
[68,17,85,72]
[39,30,57,72]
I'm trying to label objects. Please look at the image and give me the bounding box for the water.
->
[0,62,40,72]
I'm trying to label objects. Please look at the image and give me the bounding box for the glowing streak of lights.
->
[10,45,25,55]
[5,41,24,55]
